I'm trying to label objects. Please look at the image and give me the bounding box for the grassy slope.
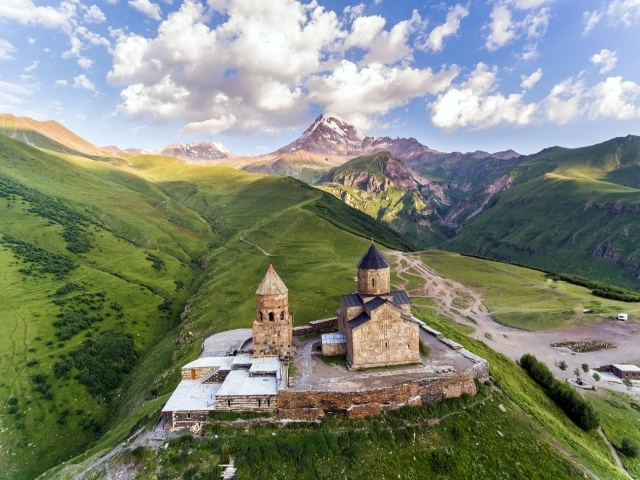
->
[586,389,640,477]
[0,137,218,479]
[420,251,640,330]
[448,136,640,290]
[0,137,412,479]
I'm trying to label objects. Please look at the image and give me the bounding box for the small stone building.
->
[252,265,292,358]
[612,364,640,380]
[335,244,420,369]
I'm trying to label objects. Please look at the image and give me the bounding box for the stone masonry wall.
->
[173,411,208,428]
[277,371,476,419]
[292,318,338,337]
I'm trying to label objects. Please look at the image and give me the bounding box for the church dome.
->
[357,244,390,270]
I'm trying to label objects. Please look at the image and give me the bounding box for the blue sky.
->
[0,0,639,155]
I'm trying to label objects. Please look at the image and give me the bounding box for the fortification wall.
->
[292,318,338,336]
[277,371,477,420]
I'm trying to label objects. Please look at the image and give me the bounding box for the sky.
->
[0,0,639,156]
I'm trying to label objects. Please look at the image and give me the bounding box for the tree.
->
[623,378,633,390]
[574,368,581,377]
[558,360,568,371]
[581,363,589,373]
[592,372,601,382]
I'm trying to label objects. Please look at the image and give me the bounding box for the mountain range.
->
[1,111,639,480]
[1,111,639,290]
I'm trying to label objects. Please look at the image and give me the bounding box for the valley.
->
[0,115,639,480]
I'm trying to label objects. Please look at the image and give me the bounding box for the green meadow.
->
[420,251,640,330]
[0,135,408,479]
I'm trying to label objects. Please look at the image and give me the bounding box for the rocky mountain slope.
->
[319,151,453,247]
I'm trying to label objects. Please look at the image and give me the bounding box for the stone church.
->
[336,244,420,369]
[252,265,293,358]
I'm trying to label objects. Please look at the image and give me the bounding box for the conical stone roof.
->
[357,244,390,269]
[256,265,288,295]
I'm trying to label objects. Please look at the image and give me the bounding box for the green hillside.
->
[448,136,640,290]
[0,135,410,480]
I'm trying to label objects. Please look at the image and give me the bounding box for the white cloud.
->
[108,0,453,133]
[430,63,538,130]
[0,78,33,106]
[129,0,162,21]
[306,60,459,129]
[28,38,35,44]
[590,49,617,74]
[55,79,68,87]
[78,56,93,69]
[0,39,16,60]
[24,60,39,72]
[73,74,97,92]
[0,0,77,29]
[180,115,237,135]
[520,68,542,89]
[485,5,517,51]
[343,4,366,22]
[485,2,550,56]
[583,0,640,33]
[418,4,469,52]
[587,76,640,120]
[83,5,106,23]
[77,113,87,120]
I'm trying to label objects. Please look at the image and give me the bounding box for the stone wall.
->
[181,366,216,381]
[216,395,277,412]
[173,410,208,428]
[292,318,338,337]
[253,291,292,357]
[322,342,347,356]
[348,304,420,369]
[357,267,391,295]
[277,371,476,419]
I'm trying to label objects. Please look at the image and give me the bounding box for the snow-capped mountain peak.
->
[155,141,234,163]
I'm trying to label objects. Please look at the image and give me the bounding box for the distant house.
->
[617,313,628,321]
[612,364,640,380]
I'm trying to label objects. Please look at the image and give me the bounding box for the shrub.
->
[8,397,18,405]
[620,438,639,458]
[581,363,589,373]
[592,372,601,382]
[31,373,47,385]
[70,330,138,400]
[558,361,568,371]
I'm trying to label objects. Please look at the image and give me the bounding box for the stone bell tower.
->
[357,244,391,295]
[252,265,292,358]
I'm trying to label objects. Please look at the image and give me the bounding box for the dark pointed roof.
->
[357,244,391,269]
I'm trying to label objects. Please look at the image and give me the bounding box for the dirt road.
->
[388,251,640,394]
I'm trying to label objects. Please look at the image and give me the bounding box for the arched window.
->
[280,311,285,320]
[372,278,375,288]
[269,312,275,322]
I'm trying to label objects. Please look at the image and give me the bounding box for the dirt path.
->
[599,428,632,478]
[388,251,640,395]
[240,234,273,257]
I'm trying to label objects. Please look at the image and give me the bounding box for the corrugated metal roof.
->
[347,312,371,329]
[342,293,363,307]
[391,290,411,305]
[613,364,640,372]
[357,245,391,269]
[322,332,346,344]
[364,296,387,312]
[256,264,288,295]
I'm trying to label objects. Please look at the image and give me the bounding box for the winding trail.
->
[240,233,273,257]
[387,250,630,480]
